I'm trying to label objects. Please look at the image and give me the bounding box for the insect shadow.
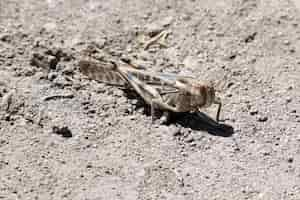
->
[124,89,234,137]
[167,112,234,137]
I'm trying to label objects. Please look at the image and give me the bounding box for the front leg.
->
[214,97,222,122]
[151,99,174,124]
[151,98,178,124]
[150,100,158,123]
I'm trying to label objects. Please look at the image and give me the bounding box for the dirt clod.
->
[52,126,72,138]
[30,52,59,70]
[287,158,294,163]
[257,115,268,122]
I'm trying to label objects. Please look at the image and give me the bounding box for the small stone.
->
[216,32,225,37]
[86,164,93,168]
[73,83,82,90]
[0,34,12,43]
[62,65,74,75]
[277,31,283,37]
[283,40,290,45]
[291,109,297,114]
[287,158,293,163]
[30,53,59,70]
[228,54,237,60]
[6,52,15,59]
[184,135,194,143]
[289,48,296,53]
[249,109,258,116]
[189,142,197,147]
[161,16,173,26]
[286,97,292,103]
[234,147,240,152]
[42,22,57,33]
[181,152,188,157]
[244,32,257,43]
[52,126,72,138]
[92,38,106,49]
[131,99,138,105]
[182,13,191,21]
[227,82,234,88]
[52,76,71,88]
[47,72,58,81]
[262,150,271,156]
[170,126,182,136]
[115,19,121,24]
[226,93,233,97]
[113,89,123,97]
[208,24,215,30]
[257,115,268,122]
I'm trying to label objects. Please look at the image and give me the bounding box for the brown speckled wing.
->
[78,60,128,87]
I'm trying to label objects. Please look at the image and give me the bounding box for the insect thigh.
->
[79,60,128,86]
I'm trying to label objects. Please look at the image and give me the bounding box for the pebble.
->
[227,82,234,88]
[193,134,204,141]
[52,76,71,88]
[42,22,57,33]
[86,164,93,168]
[283,40,290,45]
[189,142,197,147]
[92,38,106,49]
[184,134,194,143]
[52,126,72,138]
[257,115,268,122]
[182,13,191,21]
[94,83,106,93]
[47,72,58,81]
[170,125,182,137]
[113,89,124,97]
[0,33,12,43]
[160,16,173,27]
[208,24,215,30]
[249,109,258,116]
[261,149,271,156]
[30,53,58,70]
[226,93,233,97]
[287,157,293,163]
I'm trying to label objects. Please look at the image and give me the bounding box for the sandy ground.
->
[0,0,300,199]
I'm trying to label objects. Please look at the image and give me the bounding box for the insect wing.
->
[118,69,162,106]
[79,60,128,86]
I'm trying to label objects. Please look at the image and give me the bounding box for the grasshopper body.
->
[79,59,221,121]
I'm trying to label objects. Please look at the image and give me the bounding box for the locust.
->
[79,59,222,122]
